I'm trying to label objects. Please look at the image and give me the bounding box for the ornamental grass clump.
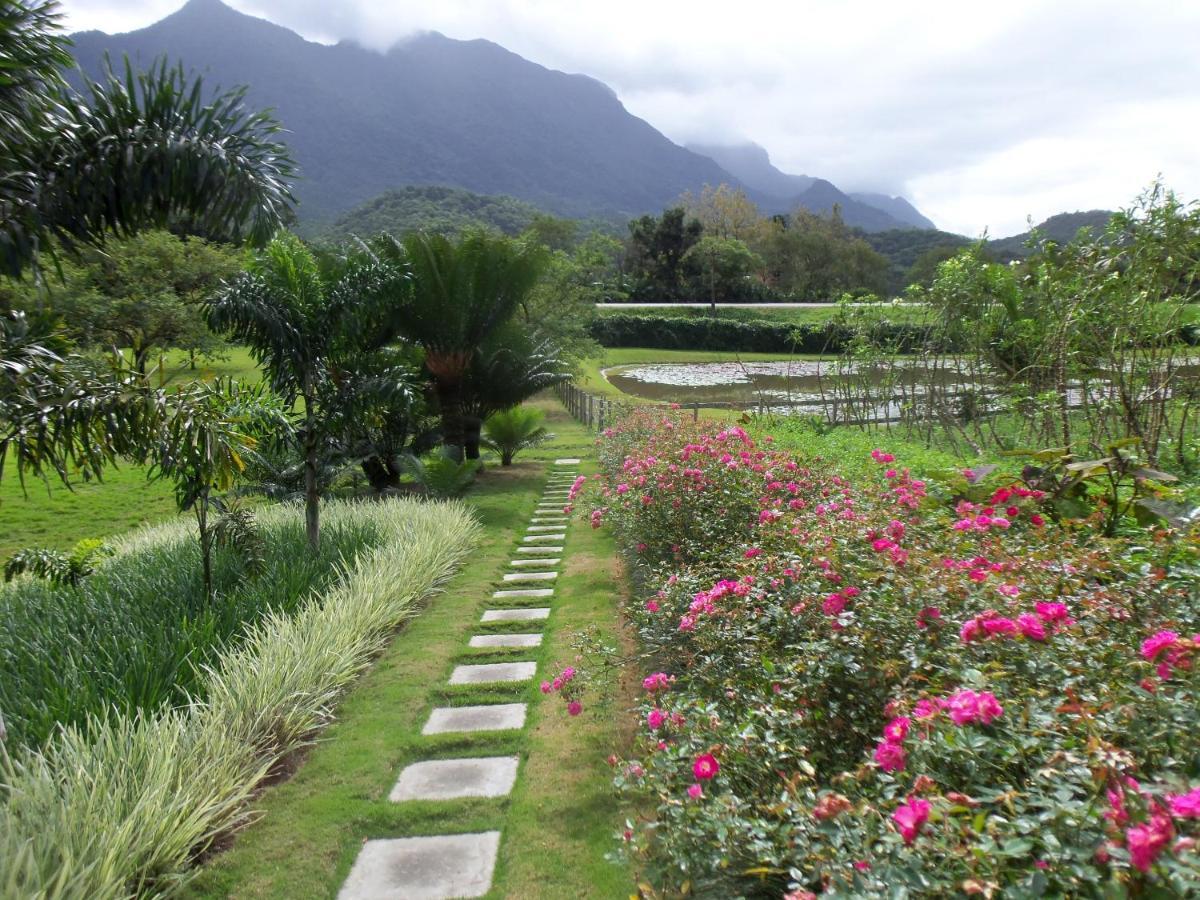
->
[584,408,1200,897]
[0,498,478,898]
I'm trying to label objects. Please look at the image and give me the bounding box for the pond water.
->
[605,360,975,406]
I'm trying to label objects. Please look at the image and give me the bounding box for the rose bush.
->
[586,409,1200,897]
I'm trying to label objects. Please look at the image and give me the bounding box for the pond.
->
[603,359,1200,423]
[604,360,982,419]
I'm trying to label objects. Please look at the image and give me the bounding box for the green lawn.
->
[182,397,635,899]
[0,465,177,561]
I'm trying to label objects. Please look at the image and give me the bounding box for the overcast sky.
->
[57,0,1200,236]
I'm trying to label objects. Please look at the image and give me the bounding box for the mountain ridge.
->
[69,0,927,231]
[70,0,740,222]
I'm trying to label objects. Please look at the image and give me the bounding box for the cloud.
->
[57,0,1200,235]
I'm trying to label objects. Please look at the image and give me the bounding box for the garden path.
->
[338,460,581,900]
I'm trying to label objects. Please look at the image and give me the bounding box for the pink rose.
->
[892,796,931,845]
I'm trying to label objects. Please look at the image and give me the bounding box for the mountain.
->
[687,142,815,199]
[848,193,935,230]
[988,210,1114,260]
[316,186,548,242]
[687,141,934,232]
[69,0,742,223]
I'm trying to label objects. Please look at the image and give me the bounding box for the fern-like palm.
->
[460,323,570,458]
[370,230,547,458]
[481,406,549,466]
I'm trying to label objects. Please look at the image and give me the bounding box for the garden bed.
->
[585,409,1200,896]
[0,498,478,898]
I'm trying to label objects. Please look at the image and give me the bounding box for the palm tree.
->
[1,1,295,278]
[206,233,410,549]
[482,406,549,466]
[460,324,570,459]
[372,231,547,460]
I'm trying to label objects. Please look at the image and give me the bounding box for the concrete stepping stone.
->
[481,607,550,622]
[389,756,520,802]
[510,558,560,567]
[502,571,557,582]
[516,545,562,554]
[449,661,537,684]
[339,831,500,899]
[535,507,566,514]
[422,703,527,734]
[493,588,554,598]
[469,633,543,649]
[522,535,563,543]
[527,526,566,533]
[530,517,567,523]
[555,458,581,465]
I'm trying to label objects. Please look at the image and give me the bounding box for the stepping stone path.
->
[341,462,579,898]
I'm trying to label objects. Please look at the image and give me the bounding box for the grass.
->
[182,396,635,899]
[0,466,177,561]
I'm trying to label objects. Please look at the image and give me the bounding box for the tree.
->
[459,324,570,459]
[761,208,889,300]
[625,207,703,299]
[681,235,763,308]
[149,378,285,602]
[374,230,548,460]
[905,243,973,289]
[1,2,295,279]
[206,233,408,549]
[678,183,772,246]
[3,230,242,371]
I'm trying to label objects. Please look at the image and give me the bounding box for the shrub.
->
[482,405,549,465]
[0,508,381,749]
[401,454,481,497]
[0,498,478,898]
[584,410,1200,896]
[588,313,937,354]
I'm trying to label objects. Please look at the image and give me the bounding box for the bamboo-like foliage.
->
[0,498,479,898]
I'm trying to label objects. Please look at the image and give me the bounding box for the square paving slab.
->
[481,607,550,622]
[469,632,543,649]
[389,756,520,802]
[449,661,537,684]
[339,831,500,899]
[502,571,557,582]
[492,588,554,598]
[516,545,562,554]
[422,703,527,734]
[509,558,560,567]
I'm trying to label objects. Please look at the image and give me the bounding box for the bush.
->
[482,406,549,465]
[0,498,478,898]
[0,510,381,749]
[584,410,1200,896]
[588,313,937,354]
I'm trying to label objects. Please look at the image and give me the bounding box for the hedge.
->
[588,313,937,354]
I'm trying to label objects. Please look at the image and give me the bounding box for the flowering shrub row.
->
[586,409,1200,897]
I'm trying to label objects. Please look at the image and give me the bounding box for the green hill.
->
[316,186,547,242]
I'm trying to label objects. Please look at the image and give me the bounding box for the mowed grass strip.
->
[183,398,634,899]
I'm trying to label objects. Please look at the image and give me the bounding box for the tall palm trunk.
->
[434,379,466,462]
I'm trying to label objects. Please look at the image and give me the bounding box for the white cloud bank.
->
[58,0,1200,236]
